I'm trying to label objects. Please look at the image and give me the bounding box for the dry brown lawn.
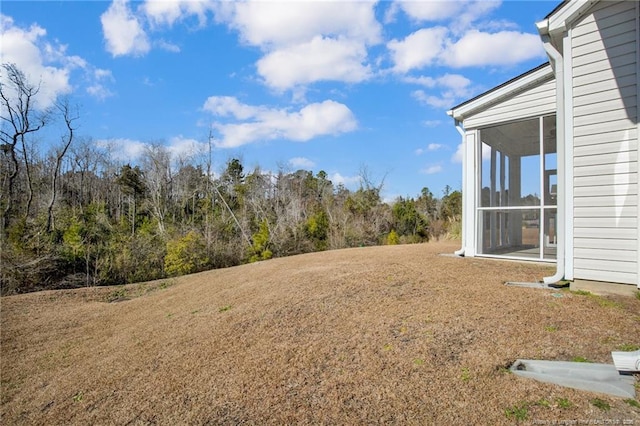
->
[2,241,639,425]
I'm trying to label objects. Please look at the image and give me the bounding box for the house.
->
[447,0,639,292]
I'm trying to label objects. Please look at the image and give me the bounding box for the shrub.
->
[386,230,399,245]
[164,231,209,277]
[305,210,329,250]
[248,219,272,263]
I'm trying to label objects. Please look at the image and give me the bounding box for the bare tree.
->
[65,137,103,212]
[141,144,173,235]
[46,99,78,232]
[0,63,48,233]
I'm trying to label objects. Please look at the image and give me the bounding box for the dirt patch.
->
[2,241,639,424]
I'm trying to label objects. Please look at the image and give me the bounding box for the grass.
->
[556,398,572,409]
[617,343,640,352]
[460,367,471,382]
[570,356,591,363]
[2,241,640,425]
[534,398,551,408]
[504,404,528,421]
[105,288,128,303]
[104,278,176,303]
[591,398,611,412]
[570,289,622,308]
[625,399,640,409]
[513,397,573,419]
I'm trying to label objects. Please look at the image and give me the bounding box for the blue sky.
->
[1,0,556,200]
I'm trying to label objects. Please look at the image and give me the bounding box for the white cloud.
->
[94,68,113,80]
[167,136,207,159]
[421,164,443,175]
[213,1,380,91]
[86,84,114,101]
[387,27,448,73]
[0,15,71,109]
[442,30,545,67]
[257,36,372,91]
[397,1,466,22]
[409,73,474,109]
[214,1,380,48]
[97,138,148,161]
[387,0,544,74]
[416,143,444,156]
[0,14,112,108]
[100,0,214,57]
[142,0,212,28]
[412,89,456,109]
[390,27,543,73]
[455,1,504,33]
[422,120,442,128]
[204,97,357,148]
[101,0,150,57]
[86,68,115,100]
[289,157,315,169]
[406,73,475,110]
[452,143,464,163]
[96,136,207,162]
[142,0,185,27]
[156,39,181,53]
[330,172,360,188]
[434,74,472,93]
[395,0,501,32]
[406,73,472,93]
[203,96,260,120]
[452,142,491,163]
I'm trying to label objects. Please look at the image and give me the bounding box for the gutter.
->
[537,20,566,285]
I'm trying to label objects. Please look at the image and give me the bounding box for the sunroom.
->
[448,63,558,262]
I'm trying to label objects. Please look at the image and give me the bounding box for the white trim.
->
[636,1,640,289]
[564,27,575,281]
[454,121,466,256]
[539,116,546,260]
[465,130,477,257]
[545,0,598,36]
[477,206,558,211]
[474,254,557,264]
[448,65,554,122]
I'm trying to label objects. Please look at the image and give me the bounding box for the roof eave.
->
[546,0,599,35]
[448,64,554,122]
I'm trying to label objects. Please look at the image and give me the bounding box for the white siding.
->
[464,78,556,129]
[571,0,638,285]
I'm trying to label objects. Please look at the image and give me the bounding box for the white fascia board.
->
[449,65,554,123]
[546,0,599,35]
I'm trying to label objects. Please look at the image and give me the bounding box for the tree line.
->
[1,63,461,295]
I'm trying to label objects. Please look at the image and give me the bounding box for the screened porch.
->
[477,115,557,261]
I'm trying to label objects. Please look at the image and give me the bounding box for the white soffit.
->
[447,64,554,122]
[543,0,599,35]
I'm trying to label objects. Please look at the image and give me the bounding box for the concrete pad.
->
[505,281,552,289]
[571,280,638,297]
[510,360,636,398]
